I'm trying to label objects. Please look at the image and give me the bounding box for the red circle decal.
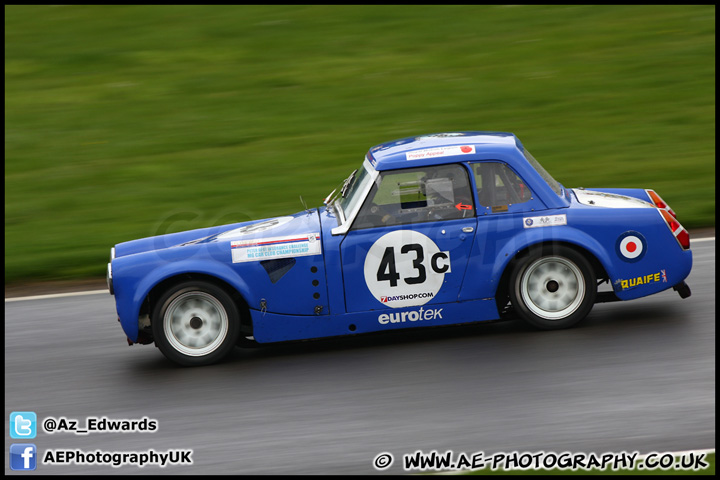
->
[617,233,646,262]
[460,146,472,153]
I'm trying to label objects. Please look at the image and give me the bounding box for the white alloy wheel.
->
[163,291,229,357]
[520,256,585,320]
[509,246,596,330]
[152,281,240,366]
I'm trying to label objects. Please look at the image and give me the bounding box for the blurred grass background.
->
[5,5,715,284]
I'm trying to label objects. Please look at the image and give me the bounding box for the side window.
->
[474,162,533,211]
[352,164,474,229]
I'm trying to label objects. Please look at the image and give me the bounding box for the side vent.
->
[260,258,296,284]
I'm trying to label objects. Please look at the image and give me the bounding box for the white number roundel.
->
[364,230,451,308]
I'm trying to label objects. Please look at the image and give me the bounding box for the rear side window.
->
[474,162,533,210]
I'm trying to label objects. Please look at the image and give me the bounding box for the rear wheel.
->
[152,281,240,366]
[509,246,596,329]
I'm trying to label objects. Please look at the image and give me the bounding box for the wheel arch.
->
[142,272,253,341]
[495,240,609,315]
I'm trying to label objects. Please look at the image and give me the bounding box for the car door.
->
[340,163,478,312]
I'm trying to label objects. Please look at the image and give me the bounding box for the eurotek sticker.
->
[615,269,667,290]
[231,233,321,263]
[523,214,567,228]
[405,145,475,161]
[377,307,443,325]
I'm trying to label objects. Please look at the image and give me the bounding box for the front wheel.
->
[509,246,596,330]
[152,281,240,366]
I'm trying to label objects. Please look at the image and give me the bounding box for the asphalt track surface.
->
[5,239,715,475]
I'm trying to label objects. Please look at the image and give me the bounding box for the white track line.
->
[5,289,108,303]
[5,237,714,303]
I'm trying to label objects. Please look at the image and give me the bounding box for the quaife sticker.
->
[364,230,451,308]
[231,233,321,263]
[614,269,667,290]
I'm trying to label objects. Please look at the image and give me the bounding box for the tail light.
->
[647,189,688,249]
[660,209,690,250]
[646,189,676,218]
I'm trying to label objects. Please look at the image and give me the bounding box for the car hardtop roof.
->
[367,131,524,171]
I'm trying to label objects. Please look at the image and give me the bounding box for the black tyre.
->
[152,281,240,366]
[509,246,596,330]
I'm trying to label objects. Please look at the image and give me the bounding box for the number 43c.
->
[376,244,450,287]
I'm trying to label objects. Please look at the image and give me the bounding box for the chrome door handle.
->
[462,227,474,233]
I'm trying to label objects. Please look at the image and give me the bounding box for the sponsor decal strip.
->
[406,145,475,161]
[231,236,315,248]
[523,214,567,228]
[231,233,321,263]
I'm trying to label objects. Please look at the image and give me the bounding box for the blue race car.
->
[107,132,692,366]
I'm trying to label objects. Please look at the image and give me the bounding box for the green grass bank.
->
[5,5,715,283]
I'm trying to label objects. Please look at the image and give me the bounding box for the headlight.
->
[107,247,115,295]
